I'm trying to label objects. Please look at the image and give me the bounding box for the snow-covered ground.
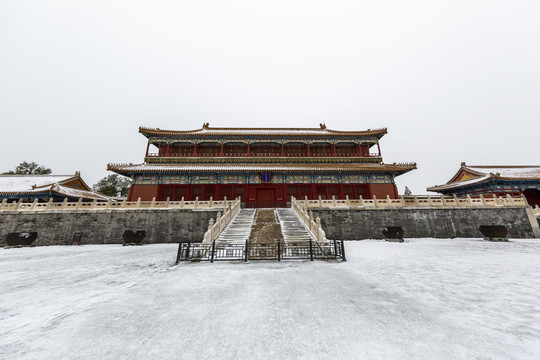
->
[1,239,539,360]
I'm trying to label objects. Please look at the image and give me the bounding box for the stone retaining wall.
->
[0,209,218,246]
[312,207,538,240]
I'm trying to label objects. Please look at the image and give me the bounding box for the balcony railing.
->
[146,152,381,158]
[291,194,529,210]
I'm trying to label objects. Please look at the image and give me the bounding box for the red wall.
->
[153,183,398,206]
[128,185,160,201]
[368,183,398,199]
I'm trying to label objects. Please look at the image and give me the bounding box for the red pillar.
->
[166,142,170,157]
[376,141,381,157]
[356,143,361,156]
[307,143,311,157]
[220,143,224,156]
[145,141,150,157]
[193,143,197,156]
[247,143,250,156]
[332,143,337,156]
[281,143,284,157]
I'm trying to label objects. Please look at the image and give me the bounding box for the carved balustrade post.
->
[208,218,215,240]
[479,194,486,206]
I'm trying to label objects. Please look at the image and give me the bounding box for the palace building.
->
[427,163,540,207]
[108,124,416,207]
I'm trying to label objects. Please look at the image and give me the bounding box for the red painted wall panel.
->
[368,184,398,199]
[128,185,160,201]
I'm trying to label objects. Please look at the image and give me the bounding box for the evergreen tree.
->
[93,174,132,197]
[2,161,52,175]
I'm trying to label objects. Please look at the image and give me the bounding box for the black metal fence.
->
[176,239,346,263]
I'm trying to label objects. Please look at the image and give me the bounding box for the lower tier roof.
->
[108,162,416,176]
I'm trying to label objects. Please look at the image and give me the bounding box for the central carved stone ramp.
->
[214,209,256,245]
[275,208,315,246]
[249,209,283,244]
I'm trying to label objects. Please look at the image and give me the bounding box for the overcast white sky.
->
[1,1,538,194]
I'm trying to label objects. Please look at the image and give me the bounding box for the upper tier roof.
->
[427,164,540,192]
[139,124,388,139]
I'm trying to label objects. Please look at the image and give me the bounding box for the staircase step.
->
[215,209,256,245]
[275,208,316,246]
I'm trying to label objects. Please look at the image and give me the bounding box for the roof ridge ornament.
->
[319,123,326,130]
[202,122,210,130]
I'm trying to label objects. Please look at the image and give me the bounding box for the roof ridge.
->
[466,165,540,168]
[0,174,74,177]
[139,125,388,135]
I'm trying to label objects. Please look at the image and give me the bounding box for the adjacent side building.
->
[427,163,540,207]
[0,172,110,202]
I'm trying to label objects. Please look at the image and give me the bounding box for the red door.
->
[256,188,276,207]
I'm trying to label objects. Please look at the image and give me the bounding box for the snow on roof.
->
[0,173,110,200]
[139,125,388,138]
[0,175,76,192]
[427,175,492,192]
[465,166,540,179]
[50,184,110,200]
[108,162,416,173]
[0,183,110,200]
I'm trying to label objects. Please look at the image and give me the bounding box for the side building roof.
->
[0,173,110,201]
[427,163,540,192]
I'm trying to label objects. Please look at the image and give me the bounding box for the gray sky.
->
[1,0,539,194]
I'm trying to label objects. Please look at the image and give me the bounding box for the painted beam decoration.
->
[133,173,394,185]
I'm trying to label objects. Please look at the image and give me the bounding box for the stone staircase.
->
[214,209,256,245]
[214,208,316,247]
[275,208,316,245]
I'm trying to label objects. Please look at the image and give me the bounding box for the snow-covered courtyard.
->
[1,239,539,360]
